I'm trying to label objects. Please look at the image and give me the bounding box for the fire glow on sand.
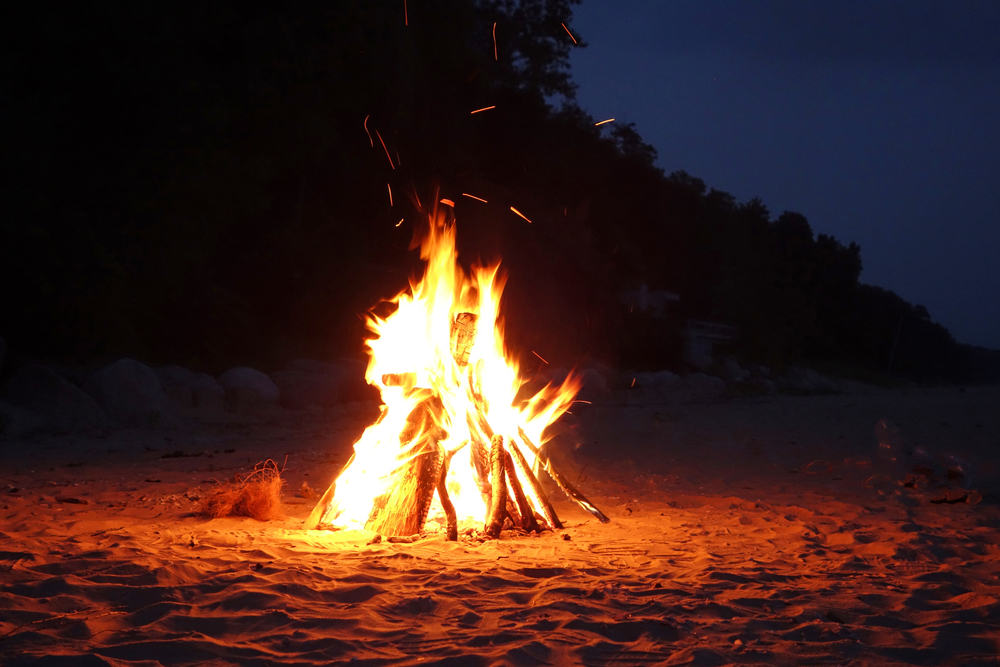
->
[305,206,608,539]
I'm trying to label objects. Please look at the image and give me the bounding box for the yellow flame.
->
[319,209,580,531]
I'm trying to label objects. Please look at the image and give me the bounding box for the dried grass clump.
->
[199,459,284,521]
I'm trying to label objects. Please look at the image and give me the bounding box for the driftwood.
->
[507,438,562,529]
[366,397,446,536]
[517,426,610,524]
[484,434,507,537]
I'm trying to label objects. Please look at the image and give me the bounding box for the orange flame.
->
[316,211,580,532]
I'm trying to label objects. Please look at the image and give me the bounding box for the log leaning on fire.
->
[517,427,610,524]
[504,452,540,532]
[507,437,562,529]
[484,434,507,538]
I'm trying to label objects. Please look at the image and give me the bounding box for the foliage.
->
[1,0,994,383]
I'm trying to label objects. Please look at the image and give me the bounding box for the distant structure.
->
[684,320,738,370]
[619,283,680,318]
[619,283,738,369]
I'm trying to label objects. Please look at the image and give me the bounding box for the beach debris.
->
[199,459,284,521]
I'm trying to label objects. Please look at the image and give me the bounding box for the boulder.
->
[155,365,225,411]
[84,358,177,427]
[632,370,682,396]
[683,372,727,395]
[217,367,280,404]
[190,374,225,411]
[719,357,751,383]
[0,399,42,439]
[271,368,342,410]
[225,386,266,414]
[332,357,378,402]
[782,366,839,394]
[2,364,109,431]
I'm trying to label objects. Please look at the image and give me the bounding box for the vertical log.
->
[505,451,540,532]
[484,434,507,538]
[466,413,492,503]
[450,312,478,367]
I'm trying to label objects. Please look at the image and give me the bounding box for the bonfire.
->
[305,206,608,539]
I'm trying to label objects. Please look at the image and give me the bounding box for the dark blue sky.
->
[568,1,1000,349]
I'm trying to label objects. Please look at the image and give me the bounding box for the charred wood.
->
[506,440,561,529]
[505,451,540,532]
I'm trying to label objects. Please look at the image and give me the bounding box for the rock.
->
[271,368,342,410]
[225,386,266,414]
[84,358,177,427]
[217,367,280,404]
[155,365,225,412]
[332,357,378,402]
[683,372,726,395]
[783,366,839,394]
[190,374,225,411]
[0,399,42,439]
[2,364,110,431]
[719,357,751,383]
[632,370,682,396]
[577,366,611,400]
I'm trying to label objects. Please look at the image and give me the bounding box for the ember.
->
[305,207,608,538]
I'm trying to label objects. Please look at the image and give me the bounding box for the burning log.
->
[484,434,507,538]
[450,313,478,367]
[366,398,446,536]
[517,427,610,524]
[504,451,540,532]
[436,445,462,542]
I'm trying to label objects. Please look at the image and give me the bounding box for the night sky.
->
[569,1,1000,349]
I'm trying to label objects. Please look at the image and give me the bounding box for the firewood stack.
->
[305,312,609,539]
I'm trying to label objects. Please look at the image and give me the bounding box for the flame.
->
[316,208,580,532]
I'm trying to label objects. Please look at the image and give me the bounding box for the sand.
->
[2,382,999,666]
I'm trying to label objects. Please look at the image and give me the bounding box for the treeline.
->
[2,1,996,382]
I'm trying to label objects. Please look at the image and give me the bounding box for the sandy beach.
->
[2,381,999,666]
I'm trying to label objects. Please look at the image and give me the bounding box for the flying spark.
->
[462,193,487,203]
[510,206,531,223]
[493,22,498,60]
[375,129,394,169]
[594,118,614,126]
[404,0,408,26]
[395,218,404,227]
[364,115,373,147]
[471,106,496,114]
[561,23,577,45]
[440,198,455,207]
[387,183,393,206]
[532,351,549,364]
